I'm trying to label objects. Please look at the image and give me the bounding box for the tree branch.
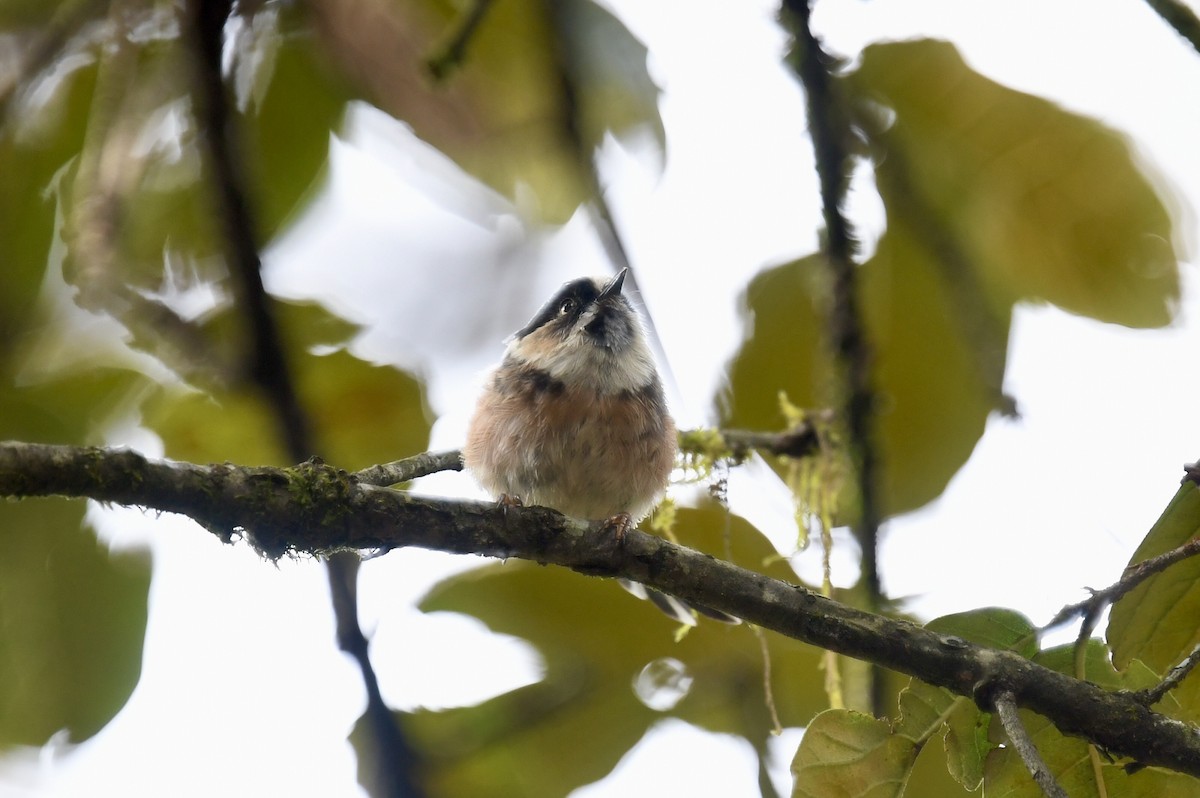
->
[4,440,1200,779]
[1138,642,1200,707]
[1045,535,1200,631]
[993,691,1070,798]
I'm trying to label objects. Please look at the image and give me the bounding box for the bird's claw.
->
[603,512,633,543]
[497,493,523,521]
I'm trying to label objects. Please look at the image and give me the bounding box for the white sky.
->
[4,0,1200,796]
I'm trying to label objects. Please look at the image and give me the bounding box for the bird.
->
[463,269,736,625]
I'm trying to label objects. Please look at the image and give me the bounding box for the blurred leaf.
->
[847,38,1182,328]
[0,0,100,27]
[55,14,226,298]
[727,42,1181,522]
[233,3,348,243]
[0,48,96,359]
[791,710,916,798]
[308,0,662,223]
[721,241,1004,519]
[1107,482,1200,724]
[299,348,431,469]
[0,367,142,445]
[407,503,826,797]
[0,501,150,748]
[983,641,1194,797]
[274,297,363,353]
[0,367,150,748]
[146,300,430,467]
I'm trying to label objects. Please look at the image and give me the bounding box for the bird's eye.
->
[559,298,577,316]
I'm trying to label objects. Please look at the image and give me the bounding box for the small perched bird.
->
[464,269,735,625]
[464,268,674,532]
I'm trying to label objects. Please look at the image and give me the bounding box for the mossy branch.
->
[3,440,1200,779]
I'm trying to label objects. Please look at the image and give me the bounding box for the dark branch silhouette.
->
[1144,0,1200,54]
[184,2,421,794]
[781,0,884,714]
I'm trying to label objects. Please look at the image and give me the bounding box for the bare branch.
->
[4,440,1200,779]
[1045,536,1200,631]
[356,450,465,486]
[689,424,826,462]
[1138,642,1200,707]
[993,691,1070,798]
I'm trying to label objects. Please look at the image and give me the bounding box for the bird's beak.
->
[598,268,628,301]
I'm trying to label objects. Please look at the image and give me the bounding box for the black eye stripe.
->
[515,278,600,339]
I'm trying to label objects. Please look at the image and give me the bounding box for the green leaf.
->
[891,609,1037,791]
[732,43,1182,522]
[0,0,101,26]
[847,38,1182,328]
[983,641,1194,797]
[0,368,151,749]
[0,502,150,748]
[1107,482,1200,724]
[925,608,1038,656]
[0,51,96,360]
[791,710,916,798]
[406,503,825,797]
[146,306,431,469]
[720,243,1005,519]
[312,0,663,223]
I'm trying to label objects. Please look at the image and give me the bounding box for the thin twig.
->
[781,0,884,715]
[1143,0,1200,54]
[356,450,465,487]
[1138,642,1200,706]
[752,624,784,736]
[994,691,1070,798]
[1045,536,1200,631]
[353,425,823,493]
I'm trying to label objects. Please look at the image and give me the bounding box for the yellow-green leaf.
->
[145,298,430,467]
[0,502,150,748]
[983,641,1194,797]
[894,609,1036,790]
[0,368,151,749]
[1107,481,1200,724]
[791,709,916,798]
[847,38,1182,328]
[408,503,825,797]
[721,239,1004,519]
[309,0,662,223]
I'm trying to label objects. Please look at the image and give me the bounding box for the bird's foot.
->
[497,494,523,521]
[603,512,633,543]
